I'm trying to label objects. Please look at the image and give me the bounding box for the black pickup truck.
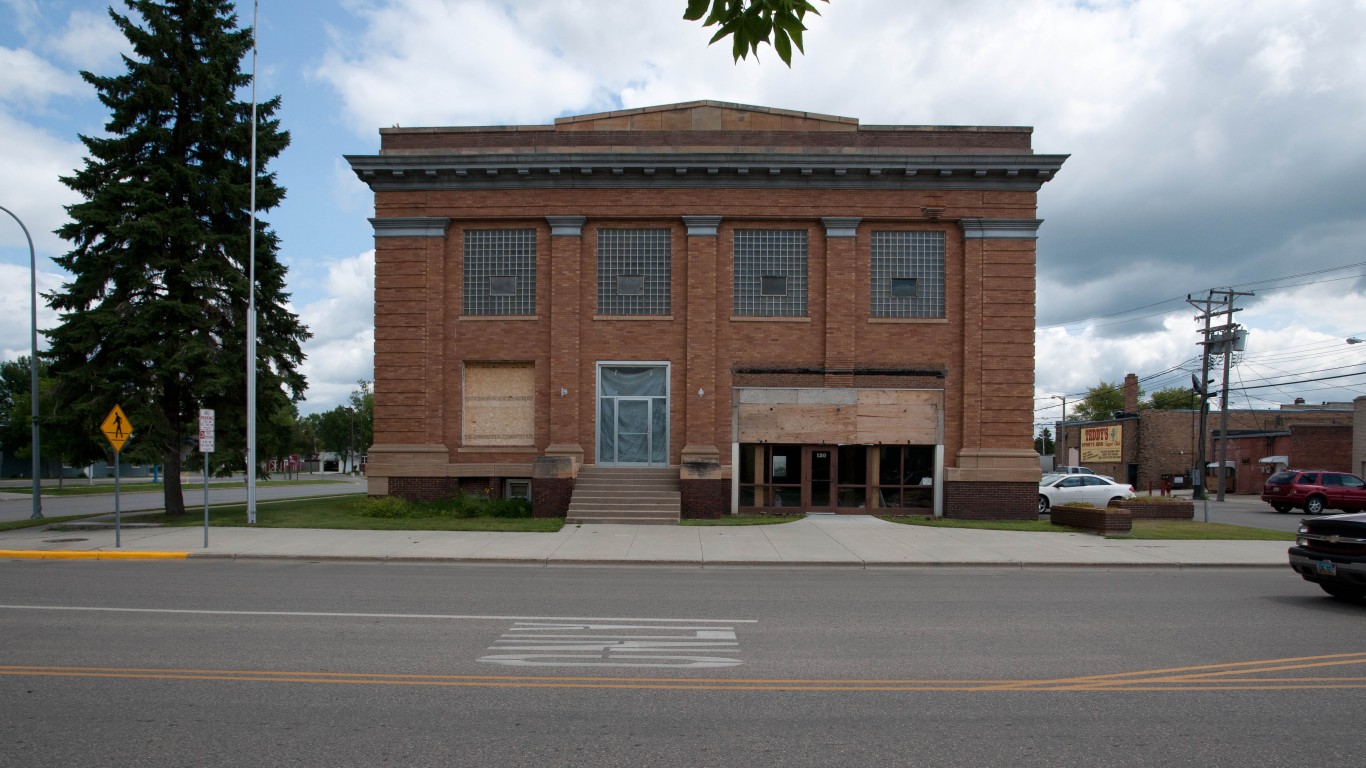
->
[1289,512,1366,602]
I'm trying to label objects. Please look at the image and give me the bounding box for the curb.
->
[163,553,1286,569]
[0,550,189,560]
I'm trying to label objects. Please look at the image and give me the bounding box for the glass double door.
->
[597,364,668,466]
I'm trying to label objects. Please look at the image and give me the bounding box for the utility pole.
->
[1188,288,1252,508]
[1053,395,1067,469]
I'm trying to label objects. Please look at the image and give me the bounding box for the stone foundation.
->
[532,455,576,518]
[680,455,728,519]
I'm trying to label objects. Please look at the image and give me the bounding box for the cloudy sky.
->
[2,0,1364,431]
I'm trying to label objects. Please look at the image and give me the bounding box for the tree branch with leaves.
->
[685,0,828,65]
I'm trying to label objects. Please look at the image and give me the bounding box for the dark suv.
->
[1288,512,1366,602]
[1262,470,1366,515]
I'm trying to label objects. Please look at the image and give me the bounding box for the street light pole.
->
[0,205,42,519]
[245,0,260,525]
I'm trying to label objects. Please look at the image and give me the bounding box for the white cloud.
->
[47,9,126,71]
[0,261,63,361]
[0,112,84,255]
[0,45,85,104]
[294,250,374,414]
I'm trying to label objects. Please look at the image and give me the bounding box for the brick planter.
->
[1049,505,1131,535]
[1113,499,1194,520]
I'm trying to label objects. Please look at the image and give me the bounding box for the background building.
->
[1057,374,1353,495]
[348,101,1067,520]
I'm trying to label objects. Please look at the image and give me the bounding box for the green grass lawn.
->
[878,515,1295,541]
[0,513,106,532]
[879,516,1088,533]
[132,494,564,532]
[1123,520,1294,541]
[5,478,352,496]
[682,515,802,526]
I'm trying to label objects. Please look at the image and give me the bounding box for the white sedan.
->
[1038,474,1135,515]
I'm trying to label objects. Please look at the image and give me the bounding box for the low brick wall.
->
[1050,505,1131,535]
[1114,499,1194,520]
[680,479,729,519]
[944,481,1036,520]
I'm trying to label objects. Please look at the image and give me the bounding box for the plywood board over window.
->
[463,362,535,446]
[737,388,941,445]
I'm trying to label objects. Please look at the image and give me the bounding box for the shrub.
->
[355,493,532,519]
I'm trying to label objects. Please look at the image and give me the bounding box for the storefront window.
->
[875,445,935,509]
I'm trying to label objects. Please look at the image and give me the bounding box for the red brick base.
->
[681,479,729,519]
[388,477,460,501]
[532,477,573,518]
[943,481,1036,520]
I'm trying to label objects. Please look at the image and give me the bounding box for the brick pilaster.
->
[682,216,721,458]
[546,216,586,463]
[822,217,860,387]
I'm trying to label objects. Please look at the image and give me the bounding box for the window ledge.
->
[868,317,948,324]
[592,315,674,321]
[459,315,541,321]
[457,446,539,453]
[730,316,812,323]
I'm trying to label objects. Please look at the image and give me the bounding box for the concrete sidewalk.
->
[0,514,1290,568]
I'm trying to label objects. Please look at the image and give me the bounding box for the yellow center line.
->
[3,658,1365,692]
[989,652,1366,690]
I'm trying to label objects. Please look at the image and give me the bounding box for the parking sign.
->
[199,409,215,453]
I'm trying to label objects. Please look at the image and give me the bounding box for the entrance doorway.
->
[596,363,669,466]
[739,443,934,513]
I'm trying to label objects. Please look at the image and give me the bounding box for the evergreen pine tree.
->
[45,0,308,516]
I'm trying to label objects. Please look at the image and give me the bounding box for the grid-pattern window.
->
[597,229,671,315]
[871,231,945,318]
[733,230,808,316]
[463,229,536,315]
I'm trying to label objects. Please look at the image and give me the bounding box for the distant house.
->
[347,101,1068,519]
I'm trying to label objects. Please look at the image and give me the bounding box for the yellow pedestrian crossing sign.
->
[101,404,133,453]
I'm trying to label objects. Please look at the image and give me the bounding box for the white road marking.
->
[480,620,745,668]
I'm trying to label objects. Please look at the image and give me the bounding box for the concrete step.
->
[569,466,681,525]
[569,491,681,500]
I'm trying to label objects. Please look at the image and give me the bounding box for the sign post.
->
[200,409,215,548]
[99,405,133,547]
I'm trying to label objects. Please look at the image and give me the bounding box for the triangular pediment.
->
[553,100,858,132]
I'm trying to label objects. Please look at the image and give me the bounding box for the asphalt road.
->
[0,475,365,522]
[1,561,1361,767]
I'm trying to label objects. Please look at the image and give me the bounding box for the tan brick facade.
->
[349,101,1067,518]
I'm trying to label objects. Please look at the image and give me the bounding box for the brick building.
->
[346,101,1067,519]
[1057,375,1353,495]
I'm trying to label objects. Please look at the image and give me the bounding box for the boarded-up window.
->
[463,363,535,446]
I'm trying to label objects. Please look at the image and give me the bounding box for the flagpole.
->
[245,0,260,524]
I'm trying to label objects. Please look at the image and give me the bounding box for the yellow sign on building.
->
[1080,424,1122,462]
[100,404,133,453]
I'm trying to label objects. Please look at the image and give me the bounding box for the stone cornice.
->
[961,218,1045,239]
[346,152,1067,193]
[368,217,451,237]
[683,216,722,236]
[821,217,861,237]
[545,215,586,236]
